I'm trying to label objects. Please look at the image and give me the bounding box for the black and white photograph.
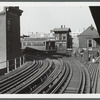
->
[0,2,100,94]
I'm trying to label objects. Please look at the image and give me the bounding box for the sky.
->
[0,5,96,35]
[19,6,96,35]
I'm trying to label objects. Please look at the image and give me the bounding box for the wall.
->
[79,35,97,49]
[54,31,68,53]
[6,8,21,60]
[78,36,88,48]
[0,13,6,69]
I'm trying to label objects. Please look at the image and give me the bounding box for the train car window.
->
[23,42,26,46]
[27,42,31,46]
[32,42,35,46]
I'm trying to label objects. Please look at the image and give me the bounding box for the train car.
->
[21,37,56,53]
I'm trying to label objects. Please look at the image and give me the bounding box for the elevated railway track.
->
[0,55,99,94]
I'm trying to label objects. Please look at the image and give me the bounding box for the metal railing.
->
[0,55,25,76]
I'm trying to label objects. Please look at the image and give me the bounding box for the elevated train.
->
[21,37,57,53]
[21,36,72,57]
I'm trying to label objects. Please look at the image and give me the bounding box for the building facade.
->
[78,25,100,50]
[78,25,100,60]
[53,25,72,54]
[0,7,23,68]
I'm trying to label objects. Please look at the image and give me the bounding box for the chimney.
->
[50,30,53,33]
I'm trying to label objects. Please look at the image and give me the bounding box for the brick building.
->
[78,25,100,60]
[53,25,72,54]
[78,25,100,50]
[0,7,23,68]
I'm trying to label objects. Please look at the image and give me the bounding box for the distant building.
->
[28,32,54,39]
[71,30,81,48]
[0,7,23,68]
[29,32,43,38]
[53,25,72,54]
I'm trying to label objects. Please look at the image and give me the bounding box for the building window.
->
[59,34,62,40]
[63,43,66,47]
[7,19,12,31]
[43,42,45,46]
[56,36,59,40]
[55,43,59,49]
[88,39,92,47]
[23,42,26,46]
[63,36,66,40]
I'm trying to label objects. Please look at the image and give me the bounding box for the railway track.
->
[11,59,55,94]
[53,57,84,94]
[60,57,90,93]
[49,58,71,94]
[87,63,99,93]
[0,56,95,94]
[79,59,99,93]
[38,57,91,94]
[0,58,54,94]
[29,58,71,94]
[31,59,65,93]
[0,60,41,93]
[74,59,90,93]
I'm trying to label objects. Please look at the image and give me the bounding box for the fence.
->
[0,55,25,76]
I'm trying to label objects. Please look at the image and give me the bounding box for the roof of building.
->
[90,7,100,36]
[0,7,23,16]
[53,28,71,32]
[78,25,100,38]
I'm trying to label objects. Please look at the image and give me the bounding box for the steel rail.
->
[57,58,73,93]
[12,59,53,93]
[0,60,42,93]
[31,59,63,94]
[62,57,83,93]
[50,59,70,93]
[46,59,66,94]
[74,60,90,93]
[0,61,36,83]
[0,61,39,89]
